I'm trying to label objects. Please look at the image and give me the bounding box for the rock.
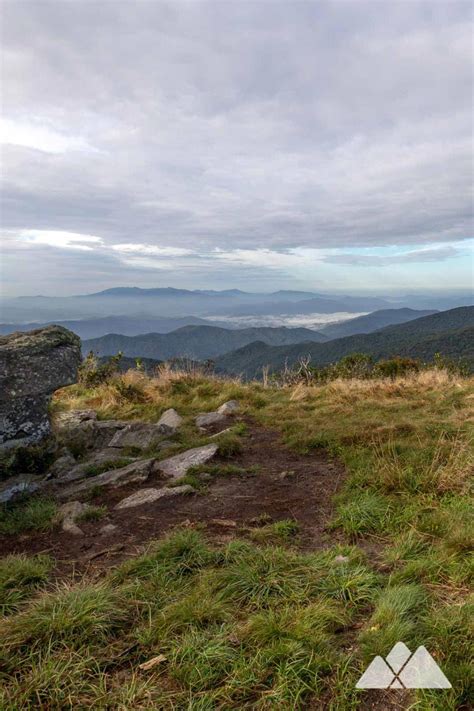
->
[156,408,183,434]
[115,485,195,510]
[57,420,129,454]
[56,410,97,427]
[0,473,43,503]
[334,555,349,565]
[109,423,167,450]
[46,449,77,479]
[217,400,239,415]
[0,326,81,449]
[157,444,218,480]
[56,500,88,536]
[195,412,225,428]
[209,428,232,438]
[60,458,159,497]
[100,523,118,535]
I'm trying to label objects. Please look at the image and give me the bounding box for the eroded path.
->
[0,418,346,575]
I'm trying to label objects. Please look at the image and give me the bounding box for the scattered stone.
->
[157,444,218,480]
[60,458,159,498]
[217,400,239,415]
[156,408,182,434]
[0,326,81,449]
[0,474,42,503]
[109,423,167,450]
[56,500,88,536]
[279,470,296,480]
[334,555,349,564]
[115,485,195,510]
[195,412,225,428]
[211,518,237,528]
[100,523,118,535]
[209,428,232,439]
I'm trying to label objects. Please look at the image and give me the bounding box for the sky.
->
[1,0,473,297]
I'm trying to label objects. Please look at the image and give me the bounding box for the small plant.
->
[0,442,56,480]
[249,519,299,543]
[78,351,123,387]
[76,506,107,523]
[0,554,53,615]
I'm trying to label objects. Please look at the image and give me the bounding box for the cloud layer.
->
[1,0,472,295]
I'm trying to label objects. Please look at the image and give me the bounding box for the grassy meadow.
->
[0,364,473,709]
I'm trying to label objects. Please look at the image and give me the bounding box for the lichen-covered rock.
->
[157,444,218,480]
[115,485,195,510]
[217,400,240,415]
[195,412,226,428]
[0,326,81,449]
[156,408,183,434]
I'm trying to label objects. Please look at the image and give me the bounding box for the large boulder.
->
[0,326,81,449]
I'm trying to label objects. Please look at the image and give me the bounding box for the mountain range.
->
[319,308,437,339]
[83,325,328,361]
[1,286,471,323]
[214,307,474,378]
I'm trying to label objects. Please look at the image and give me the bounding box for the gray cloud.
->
[0,0,472,294]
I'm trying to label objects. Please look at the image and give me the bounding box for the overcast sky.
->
[1,0,472,297]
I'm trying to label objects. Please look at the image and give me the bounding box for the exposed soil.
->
[0,418,346,576]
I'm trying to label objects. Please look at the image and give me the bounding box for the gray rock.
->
[156,408,182,434]
[57,419,128,454]
[56,500,88,536]
[60,457,159,497]
[0,474,43,503]
[46,450,77,479]
[0,326,81,449]
[56,410,97,427]
[157,444,218,480]
[58,448,136,485]
[115,485,195,510]
[195,412,225,428]
[109,422,166,450]
[217,400,240,415]
[100,523,118,535]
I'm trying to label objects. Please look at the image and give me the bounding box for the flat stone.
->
[156,408,183,434]
[217,400,240,415]
[100,523,119,535]
[156,444,218,480]
[56,410,97,428]
[60,458,159,497]
[115,485,195,510]
[46,450,77,479]
[109,423,166,450]
[195,412,225,428]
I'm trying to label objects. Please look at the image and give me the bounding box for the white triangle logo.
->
[356,642,452,689]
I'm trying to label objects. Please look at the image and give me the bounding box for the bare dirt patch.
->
[0,419,346,575]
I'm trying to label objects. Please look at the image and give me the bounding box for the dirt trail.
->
[0,419,346,575]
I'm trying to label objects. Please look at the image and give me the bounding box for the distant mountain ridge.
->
[320,308,437,339]
[83,324,328,361]
[215,307,474,378]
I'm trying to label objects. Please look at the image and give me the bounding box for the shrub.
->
[78,351,123,387]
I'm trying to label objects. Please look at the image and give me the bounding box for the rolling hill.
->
[320,308,437,339]
[215,307,474,378]
[83,324,328,361]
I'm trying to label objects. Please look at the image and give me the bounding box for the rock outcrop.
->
[0,326,81,449]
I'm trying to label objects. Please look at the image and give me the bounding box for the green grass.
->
[0,554,53,616]
[76,505,108,523]
[0,369,471,708]
[0,497,58,535]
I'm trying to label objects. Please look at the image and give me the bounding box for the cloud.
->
[19,229,104,250]
[0,0,472,295]
[324,244,471,266]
